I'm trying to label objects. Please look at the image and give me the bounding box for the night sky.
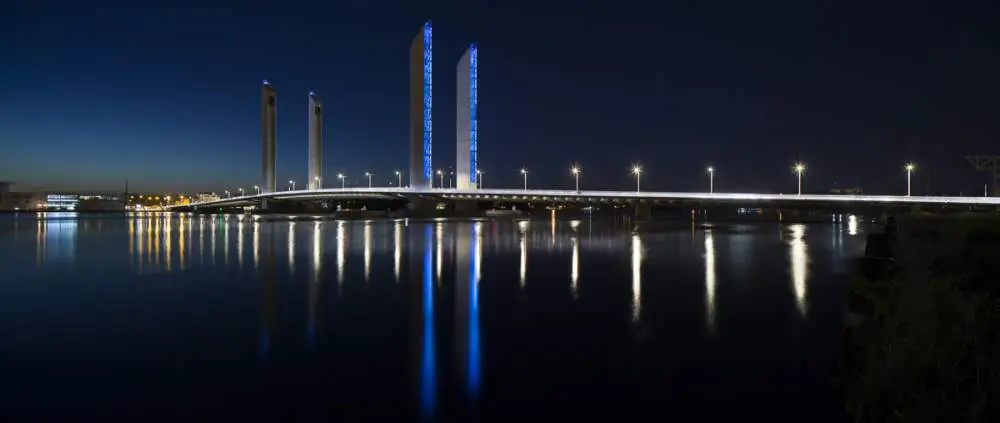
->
[3,0,998,194]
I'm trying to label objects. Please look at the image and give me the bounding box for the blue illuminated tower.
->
[409,22,433,189]
[455,44,478,190]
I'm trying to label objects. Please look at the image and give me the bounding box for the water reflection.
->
[519,230,528,289]
[34,212,78,266]
[199,217,205,266]
[163,216,172,272]
[435,222,443,284]
[127,218,135,265]
[178,215,186,271]
[394,221,403,282]
[704,230,717,334]
[223,216,229,266]
[253,221,260,269]
[259,221,276,359]
[454,223,483,400]
[153,215,160,269]
[288,221,296,274]
[309,221,322,347]
[788,224,809,317]
[237,219,245,269]
[570,236,579,298]
[364,222,372,282]
[336,221,346,285]
[847,214,858,235]
[417,224,436,419]
[470,222,482,396]
[631,234,643,322]
[313,222,322,281]
[210,218,217,265]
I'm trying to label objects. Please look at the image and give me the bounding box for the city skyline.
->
[2,1,998,194]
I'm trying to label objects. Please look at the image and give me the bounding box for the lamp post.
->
[224,190,231,199]
[476,169,483,189]
[571,166,581,192]
[238,187,244,197]
[905,162,916,197]
[632,165,642,192]
[436,169,444,188]
[314,176,322,189]
[395,170,403,188]
[707,166,715,193]
[254,185,260,195]
[288,180,295,191]
[520,168,528,190]
[794,163,806,195]
[365,172,372,188]
[338,173,346,189]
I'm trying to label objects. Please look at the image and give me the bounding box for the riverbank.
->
[844,214,1000,422]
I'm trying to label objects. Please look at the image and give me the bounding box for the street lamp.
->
[238,187,244,197]
[288,180,296,191]
[706,166,715,193]
[338,173,346,189]
[436,169,444,188]
[520,168,528,190]
[394,170,403,188]
[905,162,916,197]
[571,165,581,192]
[224,190,231,199]
[365,172,372,188]
[632,165,642,192]
[476,169,483,189]
[254,185,260,195]
[314,176,322,189]
[794,163,806,195]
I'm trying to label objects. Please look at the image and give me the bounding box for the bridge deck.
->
[167,187,1000,210]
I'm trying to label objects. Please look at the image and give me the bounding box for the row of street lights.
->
[220,161,918,198]
[516,161,917,196]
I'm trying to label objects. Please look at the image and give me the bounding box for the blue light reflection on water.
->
[468,223,481,397]
[421,224,436,419]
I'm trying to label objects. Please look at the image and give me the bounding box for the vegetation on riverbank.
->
[843,215,1000,422]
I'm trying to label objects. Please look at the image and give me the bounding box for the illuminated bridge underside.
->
[166,188,1000,210]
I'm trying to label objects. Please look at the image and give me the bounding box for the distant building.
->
[0,192,43,211]
[43,194,79,211]
[197,193,221,202]
[78,197,125,211]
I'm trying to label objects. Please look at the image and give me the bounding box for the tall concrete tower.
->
[456,44,478,190]
[307,92,323,189]
[409,22,433,189]
[261,81,277,193]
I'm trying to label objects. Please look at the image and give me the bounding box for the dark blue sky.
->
[2,0,998,194]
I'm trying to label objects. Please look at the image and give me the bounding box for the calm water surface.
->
[0,212,866,421]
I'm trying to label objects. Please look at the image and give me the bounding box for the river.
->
[0,212,866,421]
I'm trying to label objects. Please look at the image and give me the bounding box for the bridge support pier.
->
[407,198,438,217]
[454,200,480,217]
[633,202,651,221]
